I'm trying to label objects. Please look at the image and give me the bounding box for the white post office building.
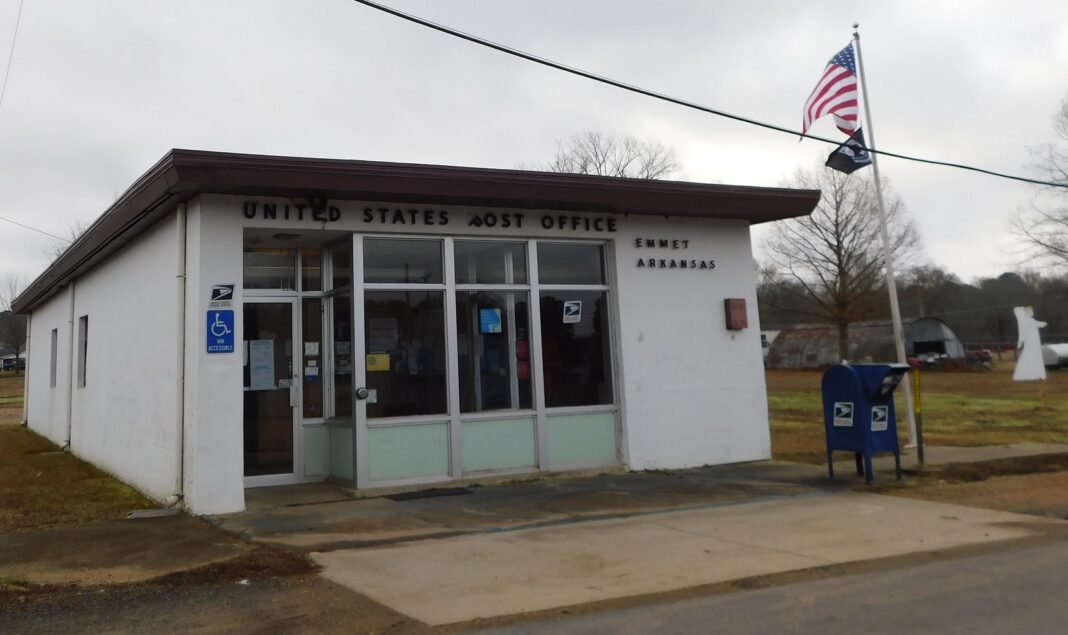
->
[15,150,818,514]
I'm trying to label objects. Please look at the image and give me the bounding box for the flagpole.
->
[852,24,920,450]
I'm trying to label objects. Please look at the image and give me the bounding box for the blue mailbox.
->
[821,363,909,483]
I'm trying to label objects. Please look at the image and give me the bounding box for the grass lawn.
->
[0,371,24,427]
[768,361,1068,463]
[0,373,154,533]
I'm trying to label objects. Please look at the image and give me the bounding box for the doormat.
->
[385,487,472,501]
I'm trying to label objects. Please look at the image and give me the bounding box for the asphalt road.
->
[474,540,1068,635]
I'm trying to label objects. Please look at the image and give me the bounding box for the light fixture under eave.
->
[272,233,301,240]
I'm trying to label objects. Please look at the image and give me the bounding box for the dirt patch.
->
[152,543,317,586]
[0,537,317,609]
[908,453,1068,484]
[888,471,1068,519]
[0,393,320,605]
[0,573,423,634]
[0,515,257,586]
[867,453,1068,519]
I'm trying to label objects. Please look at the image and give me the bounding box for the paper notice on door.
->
[366,353,391,372]
[304,366,319,377]
[368,318,399,351]
[249,339,275,391]
[305,341,320,356]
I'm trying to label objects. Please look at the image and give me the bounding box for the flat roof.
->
[14,149,819,313]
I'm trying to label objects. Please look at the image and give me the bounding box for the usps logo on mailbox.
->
[871,405,889,431]
[833,402,854,427]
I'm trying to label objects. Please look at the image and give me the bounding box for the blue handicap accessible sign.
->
[207,310,235,353]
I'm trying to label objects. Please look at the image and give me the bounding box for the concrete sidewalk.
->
[313,493,1056,625]
[222,461,840,550]
[217,447,1068,626]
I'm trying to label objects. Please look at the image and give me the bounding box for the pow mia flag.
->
[825,128,873,174]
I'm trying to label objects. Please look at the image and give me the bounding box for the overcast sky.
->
[2,0,1067,285]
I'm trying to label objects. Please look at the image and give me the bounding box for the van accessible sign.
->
[207,310,235,354]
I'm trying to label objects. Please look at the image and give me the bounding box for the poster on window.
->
[368,318,399,352]
[562,300,582,324]
[479,308,502,334]
[249,339,275,391]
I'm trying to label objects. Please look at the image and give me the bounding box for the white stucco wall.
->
[204,194,770,483]
[23,189,774,517]
[65,217,182,501]
[23,217,183,502]
[181,198,246,514]
[25,286,73,446]
[613,216,769,470]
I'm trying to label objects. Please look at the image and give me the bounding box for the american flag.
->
[802,43,859,135]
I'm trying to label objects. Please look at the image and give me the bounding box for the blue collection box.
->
[821,363,909,483]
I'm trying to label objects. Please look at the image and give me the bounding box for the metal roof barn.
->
[766,318,966,369]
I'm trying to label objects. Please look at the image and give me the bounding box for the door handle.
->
[290,377,299,407]
[355,387,370,400]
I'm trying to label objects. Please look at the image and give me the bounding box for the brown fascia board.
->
[14,149,819,313]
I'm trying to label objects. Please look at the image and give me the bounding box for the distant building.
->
[766,317,966,369]
[1,349,26,371]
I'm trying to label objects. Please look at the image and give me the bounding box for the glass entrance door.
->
[243,299,299,486]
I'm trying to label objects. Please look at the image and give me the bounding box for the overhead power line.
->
[0,0,26,114]
[0,214,68,242]
[352,0,1068,189]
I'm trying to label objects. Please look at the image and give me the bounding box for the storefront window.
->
[537,243,605,285]
[454,241,527,285]
[364,290,447,417]
[456,291,532,412]
[332,296,352,417]
[243,248,296,290]
[364,238,443,284]
[331,242,352,290]
[302,298,323,418]
[539,290,613,407]
[302,248,322,292]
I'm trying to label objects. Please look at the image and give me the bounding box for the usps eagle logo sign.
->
[833,402,854,427]
[871,405,889,431]
[209,284,235,308]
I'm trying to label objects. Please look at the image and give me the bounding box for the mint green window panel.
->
[462,417,537,473]
[547,412,618,468]
[303,425,326,479]
[368,422,450,482]
[329,426,354,480]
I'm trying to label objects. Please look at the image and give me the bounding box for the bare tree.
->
[46,220,91,261]
[545,132,680,179]
[762,163,922,359]
[0,274,28,375]
[1014,95,1068,268]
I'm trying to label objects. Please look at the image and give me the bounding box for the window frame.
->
[49,328,58,389]
[343,233,622,488]
[76,315,88,389]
